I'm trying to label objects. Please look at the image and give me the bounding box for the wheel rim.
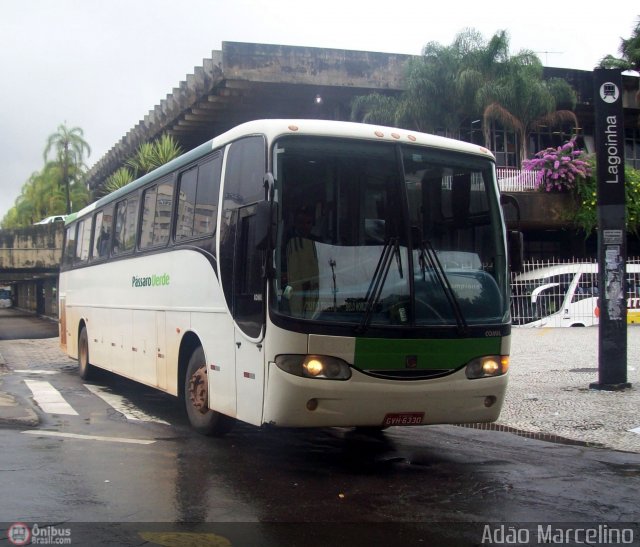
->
[188,365,209,414]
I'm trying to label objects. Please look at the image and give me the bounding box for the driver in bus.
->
[284,205,319,317]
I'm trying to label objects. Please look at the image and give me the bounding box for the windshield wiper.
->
[419,240,468,335]
[356,237,402,334]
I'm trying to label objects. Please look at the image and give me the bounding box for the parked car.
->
[34,215,66,225]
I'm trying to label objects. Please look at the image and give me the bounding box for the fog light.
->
[484,396,497,407]
[306,398,318,411]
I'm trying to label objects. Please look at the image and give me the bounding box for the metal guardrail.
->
[497,168,539,192]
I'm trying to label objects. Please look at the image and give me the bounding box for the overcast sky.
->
[1,0,638,220]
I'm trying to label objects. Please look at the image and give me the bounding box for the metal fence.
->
[510,258,640,327]
[497,168,539,192]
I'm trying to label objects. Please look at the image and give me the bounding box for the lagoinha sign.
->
[132,273,170,288]
[600,86,623,186]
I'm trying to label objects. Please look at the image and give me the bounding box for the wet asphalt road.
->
[1,309,640,546]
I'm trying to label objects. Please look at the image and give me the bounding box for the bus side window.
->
[175,155,221,241]
[113,197,138,255]
[572,272,598,302]
[91,209,113,259]
[64,225,76,267]
[75,218,92,263]
[140,186,158,249]
[175,168,198,240]
[193,156,221,238]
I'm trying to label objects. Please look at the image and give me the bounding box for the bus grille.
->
[362,369,454,380]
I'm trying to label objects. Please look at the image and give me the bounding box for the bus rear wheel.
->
[184,346,235,436]
[78,326,94,380]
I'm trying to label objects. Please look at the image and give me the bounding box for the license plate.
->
[382,412,425,426]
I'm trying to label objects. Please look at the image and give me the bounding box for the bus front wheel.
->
[78,326,94,380]
[184,346,235,436]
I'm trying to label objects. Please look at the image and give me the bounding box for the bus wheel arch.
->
[77,321,94,380]
[179,334,235,436]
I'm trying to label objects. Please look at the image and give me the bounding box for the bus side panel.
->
[90,306,111,370]
[192,311,237,418]
[133,309,158,386]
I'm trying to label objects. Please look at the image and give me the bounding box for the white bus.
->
[511,262,640,328]
[59,119,512,436]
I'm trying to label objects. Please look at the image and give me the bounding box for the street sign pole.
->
[590,68,630,391]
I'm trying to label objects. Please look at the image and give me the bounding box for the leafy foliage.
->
[572,162,640,237]
[350,27,578,164]
[101,134,182,196]
[1,162,89,228]
[598,17,640,70]
[2,124,91,228]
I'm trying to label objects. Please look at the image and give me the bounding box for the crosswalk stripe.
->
[23,379,78,415]
[22,430,156,445]
[84,384,170,425]
[15,370,59,375]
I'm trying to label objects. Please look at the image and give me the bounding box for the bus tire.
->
[184,346,235,437]
[78,326,94,380]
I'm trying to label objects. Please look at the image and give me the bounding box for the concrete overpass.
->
[0,223,63,316]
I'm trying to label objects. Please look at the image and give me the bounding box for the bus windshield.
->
[272,136,508,330]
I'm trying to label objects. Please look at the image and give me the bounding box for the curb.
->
[0,390,40,428]
[0,356,40,428]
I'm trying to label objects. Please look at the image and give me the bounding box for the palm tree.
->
[599,17,640,70]
[478,54,577,164]
[101,134,183,196]
[350,29,520,139]
[43,124,91,214]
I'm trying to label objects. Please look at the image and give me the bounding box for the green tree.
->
[350,28,577,165]
[477,54,577,165]
[1,161,89,228]
[350,28,508,135]
[43,124,91,215]
[598,17,640,70]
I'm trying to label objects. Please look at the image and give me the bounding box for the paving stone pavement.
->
[1,328,639,452]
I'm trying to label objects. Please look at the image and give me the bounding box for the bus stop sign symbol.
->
[600,82,620,104]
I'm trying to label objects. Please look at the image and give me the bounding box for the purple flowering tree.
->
[523,140,591,192]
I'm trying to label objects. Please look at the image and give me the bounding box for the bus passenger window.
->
[140,186,158,249]
[64,225,76,267]
[175,155,221,241]
[75,219,92,262]
[92,209,112,259]
[176,168,198,240]
[113,197,138,255]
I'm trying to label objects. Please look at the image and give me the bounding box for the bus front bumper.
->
[262,365,508,428]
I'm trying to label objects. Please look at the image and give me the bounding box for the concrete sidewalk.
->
[497,326,640,453]
[1,328,639,452]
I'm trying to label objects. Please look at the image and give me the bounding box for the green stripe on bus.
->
[354,337,502,370]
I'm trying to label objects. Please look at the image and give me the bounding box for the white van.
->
[511,262,640,328]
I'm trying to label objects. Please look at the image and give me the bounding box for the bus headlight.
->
[275,355,352,380]
[465,356,509,379]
